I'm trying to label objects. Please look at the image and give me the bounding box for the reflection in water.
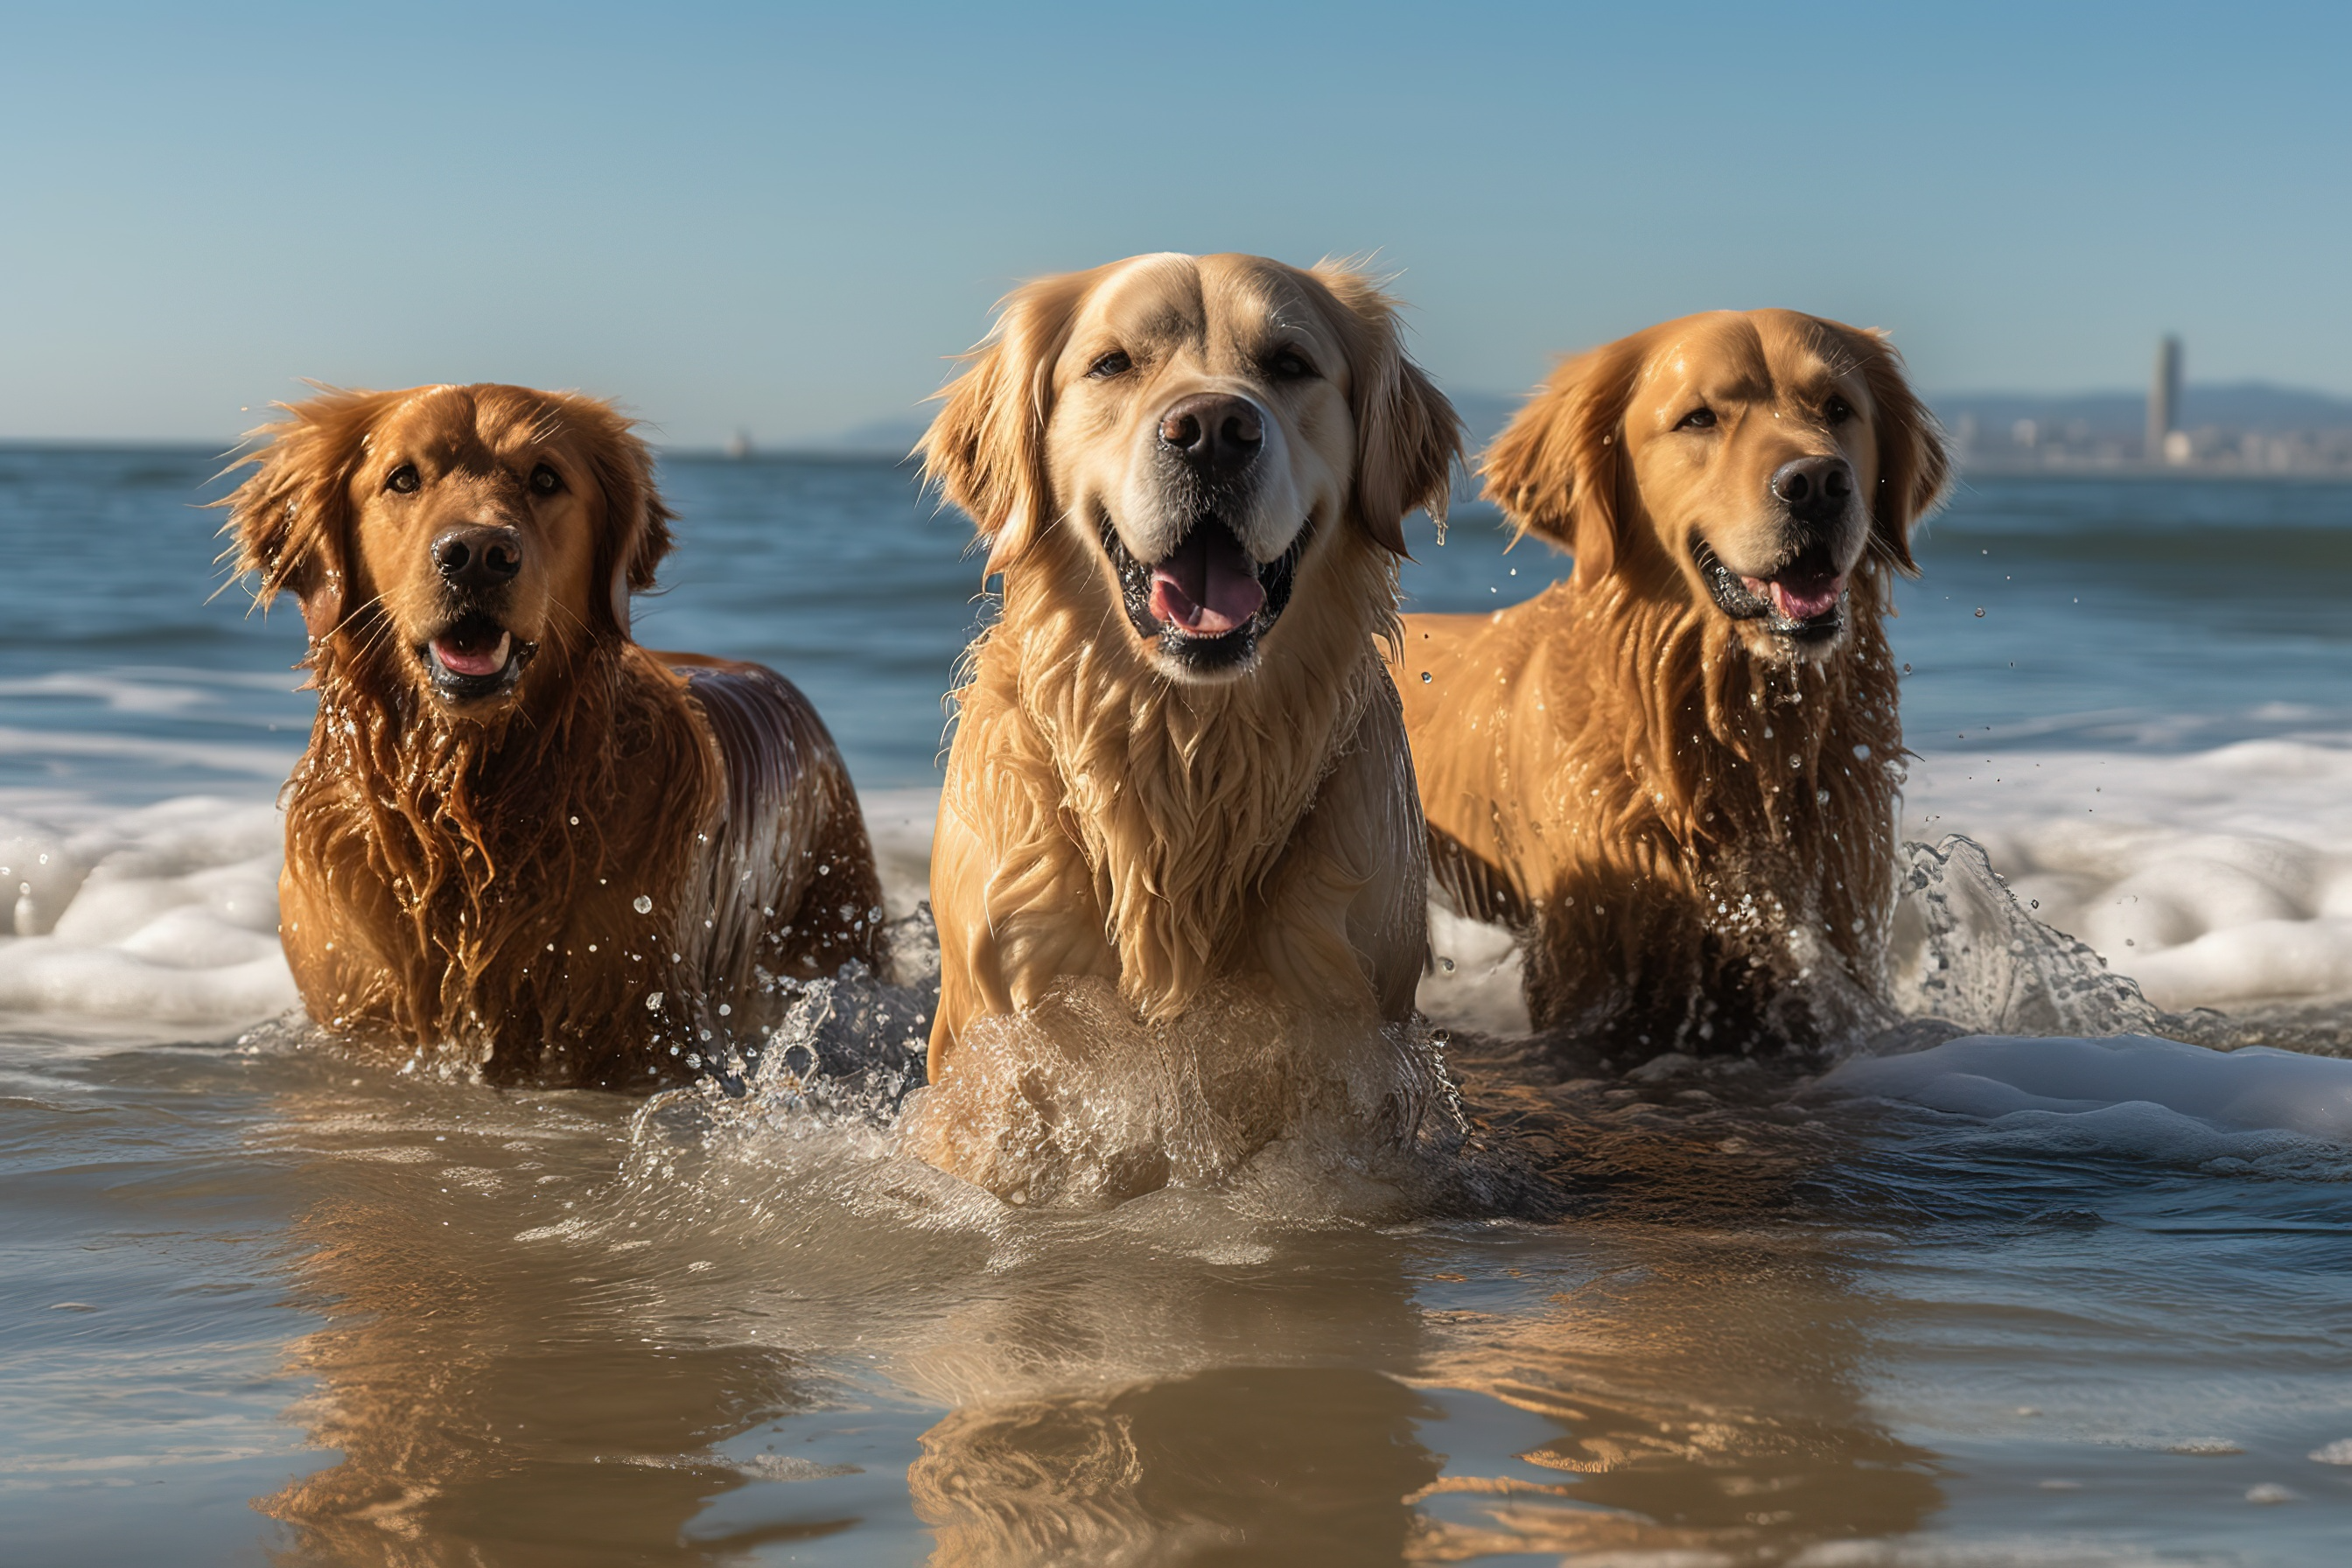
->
[1408,1227,1940,1560]
[238,1021,1951,1566]
[914,1368,1440,1565]
[249,1068,862,1564]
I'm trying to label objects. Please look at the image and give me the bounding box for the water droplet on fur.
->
[570,815,580,824]
[646,991,664,1011]
[718,1004,731,1017]
[633,894,653,914]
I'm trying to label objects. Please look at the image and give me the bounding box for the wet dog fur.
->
[1395,311,1950,1054]
[914,254,1461,1175]
[226,383,882,1086]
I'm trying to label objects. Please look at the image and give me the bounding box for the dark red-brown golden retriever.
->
[1396,311,1950,1054]
[226,383,882,1086]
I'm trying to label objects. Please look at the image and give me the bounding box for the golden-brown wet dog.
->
[913,254,1461,1189]
[1396,311,1950,1054]
[226,383,882,1087]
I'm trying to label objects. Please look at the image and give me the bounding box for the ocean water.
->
[4,445,2349,1565]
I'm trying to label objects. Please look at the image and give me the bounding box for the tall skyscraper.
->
[2147,335,2183,464]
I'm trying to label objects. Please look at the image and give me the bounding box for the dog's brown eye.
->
[385,464,420,494]
[1087,350,1132,379]
[1824,396,1855,424]
[529,464,564,496]
[1676,408,1718,430]
[1268,347,1317,381]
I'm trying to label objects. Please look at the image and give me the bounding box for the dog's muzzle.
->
[419,609,536,702]
[1692,536,1848,646]
[1102,514,1304,676]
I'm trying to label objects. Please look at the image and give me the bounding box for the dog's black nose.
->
[1770,456,1855,518]
[1157,394,1264,478]
[431,527,523,590]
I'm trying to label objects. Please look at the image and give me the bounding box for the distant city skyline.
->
[5,2,2350,444]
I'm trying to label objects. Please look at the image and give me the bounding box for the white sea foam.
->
[0,794,295,1023]
[0,784,941,1032]
[7,733,2350,1040]
[1420,906,1530,1036]
[1417,736,2352,1034]
[1907,736,2352,1010]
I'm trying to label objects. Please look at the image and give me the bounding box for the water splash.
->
[900,977,1475,1212]
[1884,833,2348,1057]
[1888,834,2169,1040]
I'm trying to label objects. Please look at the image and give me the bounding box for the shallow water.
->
[4,447,2351,1564]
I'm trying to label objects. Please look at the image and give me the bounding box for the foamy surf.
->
[1908,735,2352,1012]
[0,784,945,1032]
[10,738,2352,1135]
[0,794,294,1022]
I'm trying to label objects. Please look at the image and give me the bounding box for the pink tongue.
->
[1148,527,1265,635]
[1747,573,1844,622]
[431,630,511,677]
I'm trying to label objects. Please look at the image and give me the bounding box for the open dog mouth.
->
[419,612,535,701]
[1692,536,1847,643]
[1102,514,1302,673]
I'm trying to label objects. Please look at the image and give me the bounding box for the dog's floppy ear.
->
[1312,264,1465,556]
[1480,332,1650,587]
[220,387,388,642]
[1844,326,1950,577]
[565,395,674,638]
[920,269,1099,578]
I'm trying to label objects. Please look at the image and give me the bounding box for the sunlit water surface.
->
[4,448,2349,1565]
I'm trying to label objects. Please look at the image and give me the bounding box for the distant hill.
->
[824,412,932,458]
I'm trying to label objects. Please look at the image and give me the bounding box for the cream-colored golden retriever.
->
[914,254,1461,1190]
[226,383,882,1086]
[1396,311,1950,1053]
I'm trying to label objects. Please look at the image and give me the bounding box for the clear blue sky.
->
[4,1,2348,444]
